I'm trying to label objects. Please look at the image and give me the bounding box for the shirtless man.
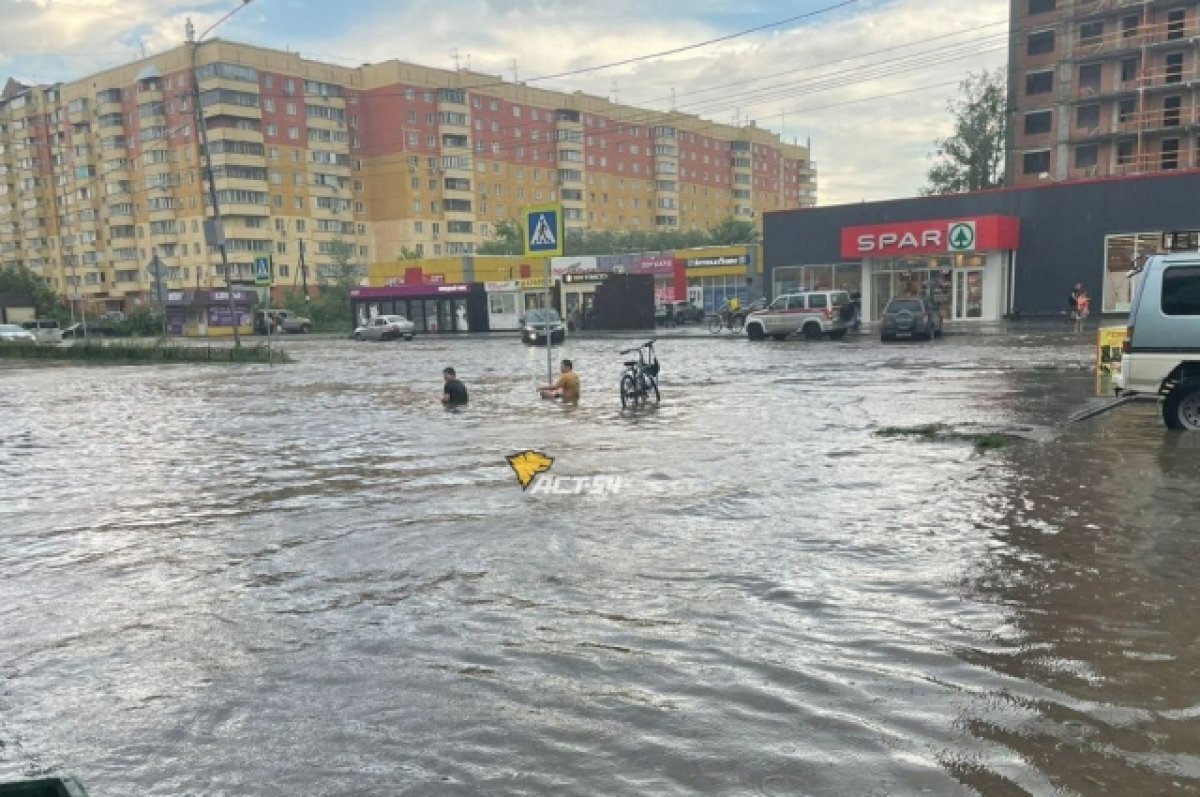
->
[539,359,580,403]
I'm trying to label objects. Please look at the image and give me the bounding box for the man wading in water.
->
[539,359,580,403]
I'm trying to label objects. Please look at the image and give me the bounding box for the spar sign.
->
[841,216,1020,258]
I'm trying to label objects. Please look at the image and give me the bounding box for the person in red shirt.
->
[1074,290,1091,333]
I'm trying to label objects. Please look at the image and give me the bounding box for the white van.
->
[20,318,62,344]
[1116,249,1200,429]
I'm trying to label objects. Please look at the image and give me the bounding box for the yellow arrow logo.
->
[506,450,554,490]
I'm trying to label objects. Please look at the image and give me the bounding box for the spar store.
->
[764,170,1200,321]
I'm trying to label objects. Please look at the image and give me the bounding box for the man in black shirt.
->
[441,367,469,405]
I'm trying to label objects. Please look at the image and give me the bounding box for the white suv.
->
[1116,251,1200,429]
[744,290,852,341]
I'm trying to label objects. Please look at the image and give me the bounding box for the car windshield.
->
[525,309,561,324]
[382,315,408,323]
[0,324,26,332]
[885,299,924,313]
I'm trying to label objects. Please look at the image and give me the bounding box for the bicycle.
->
[618,339,661,409]
[708,308,745,334]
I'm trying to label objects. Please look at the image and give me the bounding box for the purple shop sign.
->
[207,306,250,328]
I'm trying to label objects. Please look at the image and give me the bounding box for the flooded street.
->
[1,329,1198,796]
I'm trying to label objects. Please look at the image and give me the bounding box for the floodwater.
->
[1,327,1198,796]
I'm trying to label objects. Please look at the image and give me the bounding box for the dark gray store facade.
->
[763,170,1200,323]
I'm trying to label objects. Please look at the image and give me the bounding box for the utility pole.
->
[186,1,255,347]
[299,237,309,305]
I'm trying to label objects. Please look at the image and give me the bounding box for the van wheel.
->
[1163,378,1200,430]
[746,324,765,341]
[803,323,823,340]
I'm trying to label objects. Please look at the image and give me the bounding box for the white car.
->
[744,290,852,341]
[354,314,416,341]
[1116,250,1200,429]
[0,323,37,343]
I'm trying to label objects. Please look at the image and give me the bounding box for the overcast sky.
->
[1,0,1008,206]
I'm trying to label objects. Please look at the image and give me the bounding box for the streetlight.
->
[187,0,255,347]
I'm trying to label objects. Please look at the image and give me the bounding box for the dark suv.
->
[656,301,705,326]
[880,297,942,342]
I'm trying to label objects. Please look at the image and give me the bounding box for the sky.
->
[0,0,1009,206]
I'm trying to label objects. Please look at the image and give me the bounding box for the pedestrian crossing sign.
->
[524,203,563,257]
[254,256,273,286]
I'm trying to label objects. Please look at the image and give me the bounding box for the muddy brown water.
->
[1,330,1197,796]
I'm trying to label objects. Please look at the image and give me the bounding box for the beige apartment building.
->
[1009,0,1200,187]
[0,39,817,309]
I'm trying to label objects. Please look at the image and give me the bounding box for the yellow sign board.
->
[1097,326,1125,375]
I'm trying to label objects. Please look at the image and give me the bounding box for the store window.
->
[1103,231,1165,312]
[772,264,861,299]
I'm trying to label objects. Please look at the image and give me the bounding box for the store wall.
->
[764,171,1200,316]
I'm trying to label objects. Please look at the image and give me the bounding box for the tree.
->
[0,266,63,317]
[922,69,1007,196]
[707,218,760,245]
[477,220,523,255]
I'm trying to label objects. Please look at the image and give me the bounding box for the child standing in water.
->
[1074,290,1091,333]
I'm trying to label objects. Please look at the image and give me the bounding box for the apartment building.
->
[0,40,817,309]
[1008,0,1200,187]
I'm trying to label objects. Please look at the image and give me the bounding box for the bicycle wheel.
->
[647,376,660,404]
[620,373,639,408]
[708,315,723,334]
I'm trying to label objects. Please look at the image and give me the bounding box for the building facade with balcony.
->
[0,40,816,312]
[1009,0,1200,186]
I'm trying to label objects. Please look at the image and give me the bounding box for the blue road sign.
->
[254,256,273,286]
[524,203,563,257]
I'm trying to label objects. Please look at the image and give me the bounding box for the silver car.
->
[354,314,415,341]
[0,323,37,343]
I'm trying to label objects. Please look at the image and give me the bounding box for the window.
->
[1122,14,1141,39]
[1118,97,1137,123]
[1167,9,1186,40]
[1117,139,1136,165]
[1074,144,1098,169]
[1022,150,1051,174]
[1025,110,1053,135]
[1164,95,1182,127]
[1078,63,1102,93]
[1162,266,1200,315]
[1120,57,1139,84]
[1027,30,1055,56]
[1162,138,1180,170]
[1166,53,1184,84]
[1026,70,1053,95]
[1076,104,1100,130]
[1080,21,1104,45]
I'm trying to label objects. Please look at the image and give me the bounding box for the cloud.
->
[0,0,1008,204]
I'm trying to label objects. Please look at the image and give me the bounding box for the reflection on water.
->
[1,332,1197,795]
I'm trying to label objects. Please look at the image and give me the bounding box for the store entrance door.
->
[953,270,984,319]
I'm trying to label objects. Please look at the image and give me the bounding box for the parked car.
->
[254,309,312,334]
[1116,251,1200,429]
[879,297,942,342]
[354,314,415,341]
[521,308,566,345]
[20,318,63,344]
[744,290,852,341]
[0,323,37,343]
[656,301,705,326]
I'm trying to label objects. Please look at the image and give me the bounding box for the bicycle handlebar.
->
[619,339,656,354]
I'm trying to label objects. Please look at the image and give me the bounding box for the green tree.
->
[707,218,760,245]
[0,266,64,317]
[477,220,524,255]
[922,68,1008,196]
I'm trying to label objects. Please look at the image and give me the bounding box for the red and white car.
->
[744,290,852,341]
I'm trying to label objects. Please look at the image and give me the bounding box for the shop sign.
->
[562,272,609,284]
[687,255,748,268]
[842,216,1020,258]
[435,284,469,293]
[425,274,445,284]
[518,278,550,289]
[551,256,598,276]
[485,280,518,292]
[634,256,676,275]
